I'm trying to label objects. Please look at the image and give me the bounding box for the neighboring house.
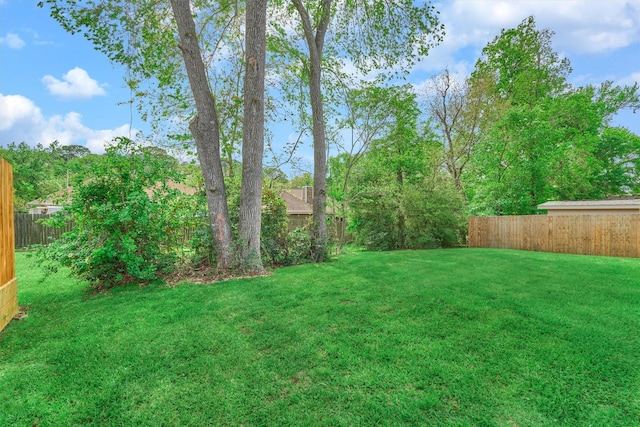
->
[538,197,640,216]
[279,186,338,231]
[29,183,340,233]
[26,187,72,214]
[27,201,64,215]
[145,181,197,197]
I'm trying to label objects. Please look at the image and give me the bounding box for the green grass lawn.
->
[1,249,639,426]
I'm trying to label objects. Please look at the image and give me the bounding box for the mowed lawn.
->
[1,249,639,426]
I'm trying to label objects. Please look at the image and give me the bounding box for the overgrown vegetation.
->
[329,16,638,249]
[0,141,97,212]
[334,87,466,250]
[35,138,194,289]
[33,138,319,290]
[2,250,639,425]
[462,17,640,214]
[258,188,313,266]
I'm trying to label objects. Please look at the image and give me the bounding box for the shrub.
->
[259,187,290,265]
[350,175,466,250]
[402,179,466,248]
[36,138,193,289]
[259,186,314,266]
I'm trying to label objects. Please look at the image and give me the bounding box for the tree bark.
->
[309,56,327,261]
[238,0,267,272]
[396,167,406,249]
[170,0,233,271]
[291,0,332,262]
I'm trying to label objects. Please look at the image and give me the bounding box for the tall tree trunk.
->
[170,0,233,271]
[309,59,327,261]
[238,0,267,272]
[396,167,406,249]
[291,0,332,262]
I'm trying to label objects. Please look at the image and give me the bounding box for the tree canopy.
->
[12,9,639,269]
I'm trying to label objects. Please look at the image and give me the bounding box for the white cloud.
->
[445,0,640,53]
[0,33,26,49]
[42,67,107,100]
[25,29,54,46]
[415,0,640,73]
[618,72,640,86]
[0,93,133,154]
[0,94,38,131]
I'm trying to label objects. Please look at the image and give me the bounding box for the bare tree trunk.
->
[309,59,327,261]
[396,167,406,248]
[170,0,233,271]
[238,0,267,272]
[291,0,332,262]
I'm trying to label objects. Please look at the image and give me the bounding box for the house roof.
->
[538,199,640,210]
[280,190,313,214]
[26,187,73,207]
[27,180,197,207]
[145,181,197,197]
[280,189,336,215]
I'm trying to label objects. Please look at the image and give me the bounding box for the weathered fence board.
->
[14,213,74,249]
[468,214,640,258]
[1,158,18,332]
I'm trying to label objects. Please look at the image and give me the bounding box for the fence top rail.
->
[470,213,640,219]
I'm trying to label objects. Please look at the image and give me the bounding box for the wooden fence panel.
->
[468,214,640,258]
[1,158,18,332]
[14,213,74,249]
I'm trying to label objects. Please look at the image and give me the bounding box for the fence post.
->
[1,158,18,332]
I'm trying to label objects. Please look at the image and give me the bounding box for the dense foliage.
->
[463,17,640,215]
[5,15,640,266]
[26,138,321,289]
[324,17,639,249]
[36,138,196,289]
[226,174,314,267]
[339,87,467,250]
[0,142,97,211]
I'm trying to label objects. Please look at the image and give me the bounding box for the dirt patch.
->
[13,305,31,321]
[165,265,272,286]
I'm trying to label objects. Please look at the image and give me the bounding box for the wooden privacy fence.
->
[1,158,18,332]
[14,213,74,249]
[468,214,640,258]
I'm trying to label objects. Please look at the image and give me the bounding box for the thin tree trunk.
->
[291,0,332,262]
[170,0,233,271]
[396,167,406,248]
[238,0,267,272]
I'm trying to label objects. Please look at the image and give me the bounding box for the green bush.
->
[350,175,466,250]
[259,187,290,265]
[36,138,193,289]
[260,187,314,266]
[401,179,466,248]
[349,185,403,251]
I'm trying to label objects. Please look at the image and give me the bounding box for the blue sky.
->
[1,0,639,161]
